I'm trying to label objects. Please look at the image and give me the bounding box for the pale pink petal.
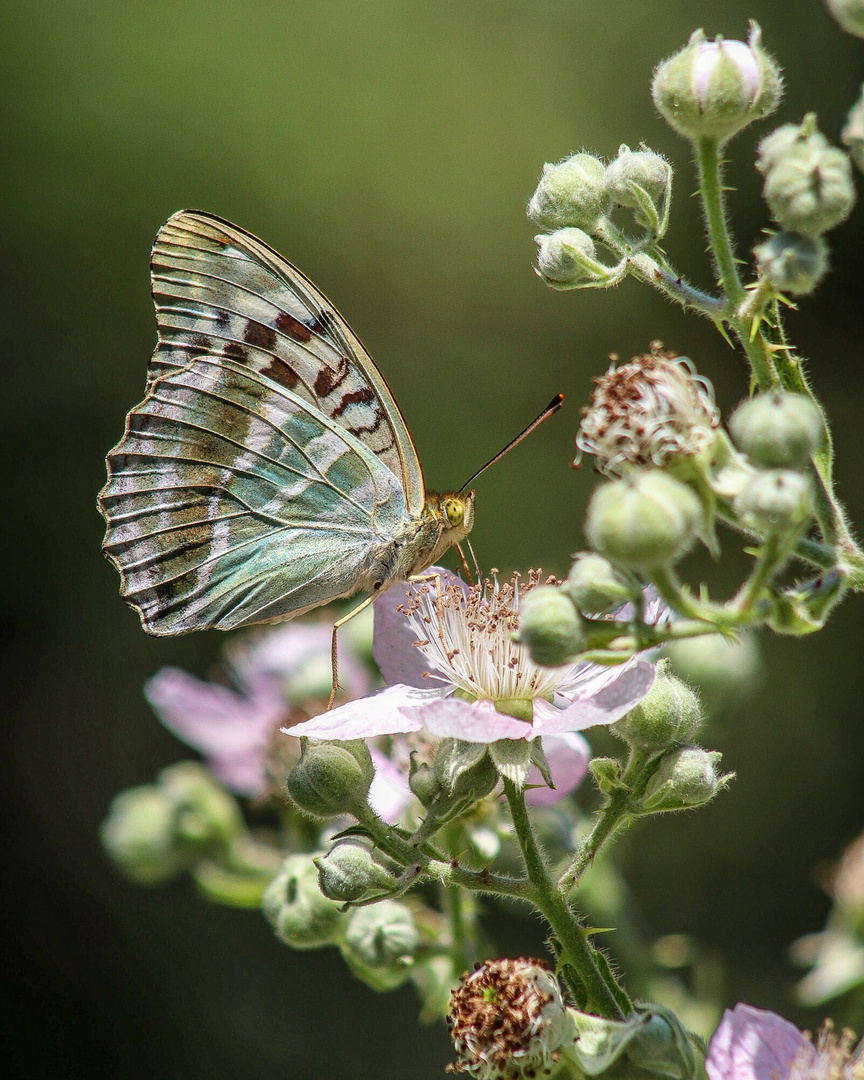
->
[209,751,269,797]
[286,684,438,741]
[694,41,760,108]
[525,732,590,806]
[368,746,414,823]
[706,1004,811,1080]
[534,661,655,735]
[404,696,534,743]
[372,568,468,688]
[145,668,280,755]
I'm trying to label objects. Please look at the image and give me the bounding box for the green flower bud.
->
[756,115,830,174]
[314,839,396,903]
[261,853,346,949]
[433,738,499,820]
[285,739,374,818]
[585,470,702,572]
[734,469,813,532]
[761,127,856,234]
[729,391,823,469]
[640,746,728,813]
[613,661,702,751]
[569,1003,700,1080]
[534,228,600,287]
[100,785,186,884]
[527,154,611,233]
[826,0,864,38]
[754,232,829,295]
[512,584,584,667]
[651,25,782,146]
[408,754,441,807]
[589,756,627,797]
[563,553,632,614]
[767,570,847,636]
[842,85,864,173]
[157,761,243,846]
[605,145,672,232]
[342,900,418,990]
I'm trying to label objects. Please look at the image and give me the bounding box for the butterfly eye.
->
[444,498,464,528]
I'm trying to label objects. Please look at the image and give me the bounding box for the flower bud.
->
[756,115,830,174]
[826,0,864,38]
[614,661,702,751]
[640,746,728,813]
[589,756,626,797]
[157,762,243,846]
[448,959,572,1080]
[527,153,611,233]
[729,391,823,469]
[285,738,374,818]
[761,125,856,234]
[586,470,702,572]
[314,839,396,903]
[734,469,813,532]
[433,738,499,818]
[512,585,584,667]
[408,754,441,807]
[651,25,782,145]
[754,232,829,295]
[342,900,418,991]
[563,553,633,614]
[605,145,672,232]
[767,570,847,636]
[261,854,346,949]
[570,1003,700,1080]
[842,85,864,174]
[100,786,186,884]
[534,228,600,287]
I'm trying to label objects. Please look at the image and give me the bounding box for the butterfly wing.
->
[100,209,430,634]
[100,354,413,633]
[148,210,425,515]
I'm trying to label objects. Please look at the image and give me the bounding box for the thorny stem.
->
[503,778,628,1018]
[695,137,746,309]
[558,792,633,897]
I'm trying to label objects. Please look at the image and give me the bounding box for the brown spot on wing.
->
[313,356,350,396]
[214,309,230,328]
[274,310,313,343]
[262,358,300,389]
[331,387,376,417]
[222,341,248,362]
[186,334,213,357]
[243,319,277,351]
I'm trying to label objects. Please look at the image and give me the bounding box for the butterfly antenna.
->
[457,393,564,493]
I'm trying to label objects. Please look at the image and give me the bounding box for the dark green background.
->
[4,1,864,1076]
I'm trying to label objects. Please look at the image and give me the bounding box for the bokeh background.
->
[4,1,864,1076]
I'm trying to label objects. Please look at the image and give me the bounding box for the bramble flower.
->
[145,621,372,798]
[576,348,720,476]
[288,569,655,791]
[706,1003,863,1080]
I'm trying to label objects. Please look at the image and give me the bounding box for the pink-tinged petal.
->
[404,696,533,743]
[286,685,438,741]
[208,751,268,797]
[706,1004,811,1080]
[372,568,468,688]
[526,732,590,806]
[535,660,655,735]
[368,747,414,823]
[145,668,280,755]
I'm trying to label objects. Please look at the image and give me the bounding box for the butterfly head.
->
[422,489,475,567]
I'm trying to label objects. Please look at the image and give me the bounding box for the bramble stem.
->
[695,138,746,309]
[558,792,633,897]
[503,778,628,1017]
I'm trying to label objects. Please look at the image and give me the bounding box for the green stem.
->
[695,137,745,307]
[558,792,633,897]
[443,884,471,976]
[627,252,725,318]
[503,778,628,1018]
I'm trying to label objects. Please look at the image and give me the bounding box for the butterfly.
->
[99,210,476,638]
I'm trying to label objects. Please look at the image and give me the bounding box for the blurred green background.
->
[4,1,864,1076]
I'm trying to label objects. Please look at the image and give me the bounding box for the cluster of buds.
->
[529,144,672,289]
[753,115,856,295]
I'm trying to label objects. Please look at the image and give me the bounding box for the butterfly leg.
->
[454,543,475,586]
[327,592,379,710]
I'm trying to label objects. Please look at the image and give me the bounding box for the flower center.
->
[789,1022,864,1080]
[399,571,566,704]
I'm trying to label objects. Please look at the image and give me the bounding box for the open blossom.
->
[706,1003,863,1080]
[288,569,655,793]
[145,621,372,797]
